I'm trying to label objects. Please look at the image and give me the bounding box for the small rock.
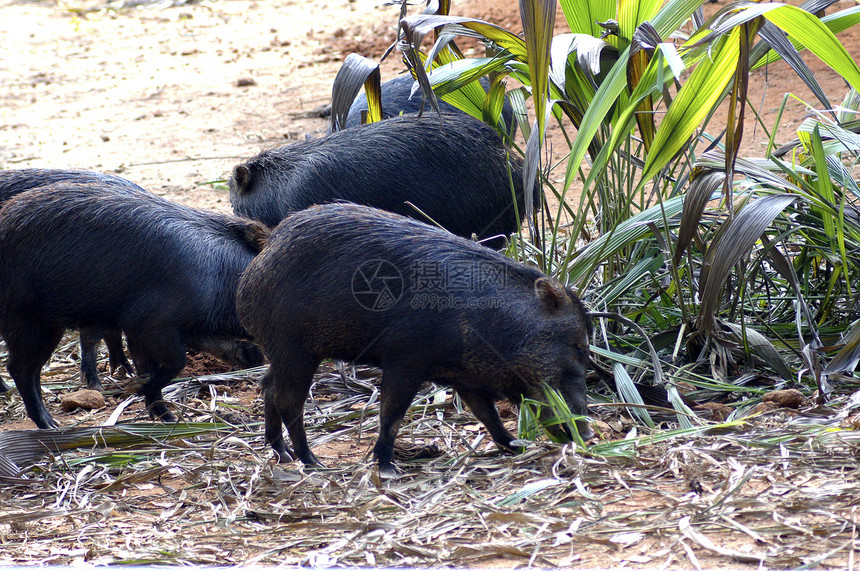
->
[763,389,805,408]
[694,402,733,421]
[496,400,517,420]
[675,381,696,394]
[591,419,613,438]
[235,77,257,87]
[61,389,105,412]
[840,413,860,430]
[751,401,780,415]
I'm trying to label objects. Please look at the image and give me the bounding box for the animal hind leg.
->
[263,352,321,466]
[125,330,186,422]
[5,323,65,429]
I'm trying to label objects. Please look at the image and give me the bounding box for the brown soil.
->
[0,0,859,568]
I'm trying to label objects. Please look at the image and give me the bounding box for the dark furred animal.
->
[0,169,265,392]
[0,169,146,200]
[230,113,532,249]
[0,169,144,390]
[341,74,515,132]
[236,203,591,472]
[0,182,269,429]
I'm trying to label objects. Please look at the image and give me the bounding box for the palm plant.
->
[336,0,860,427]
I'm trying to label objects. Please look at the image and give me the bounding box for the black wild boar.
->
[236,203,591,472]
[0,182,268,428]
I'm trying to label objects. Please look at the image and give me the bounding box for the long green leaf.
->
[570,40,673,202]
[810,125,852,297]
[825,319,860,374]
[559,0,616,37]
[651,0,706,38]
[401,14,528,59]
[666,387,697,429]
[560,0,704,194]
[613,363,656,428]
[697,194,798,333]
[697,150,803,191]
[425,55,514,125]
[562,47,630,194]
[553,33,614,84]
[595,253,664,307]
[565,195,687,287]
[752,5,860,70]
[641,28,740,182]
[674,169,725,264]
[720,320,793,380]
[617,0,664,41]
[762,4,860,91]
[754,21,831,113]
[520,0,556,224]
[330,54,380,131]
[784,118,860,172]
[0,423,230,478]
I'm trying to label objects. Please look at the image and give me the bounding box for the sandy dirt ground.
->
[3,0,856,211]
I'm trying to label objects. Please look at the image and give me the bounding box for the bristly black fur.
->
[230,112,535,249]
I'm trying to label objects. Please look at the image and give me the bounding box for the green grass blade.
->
[651,0,706,38]
[520,0,557,224]
[561,47,630,194]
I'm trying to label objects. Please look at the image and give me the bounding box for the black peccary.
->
[236,203,592,473]
[0,182,269,429]
[0,168,142,390]
[0,169,266,391]
[230,112,533,249]
[342,74,515,133]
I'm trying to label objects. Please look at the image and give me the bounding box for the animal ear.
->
[244,220,272,253]
[231,165,253,195]
[534,277,567,312]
